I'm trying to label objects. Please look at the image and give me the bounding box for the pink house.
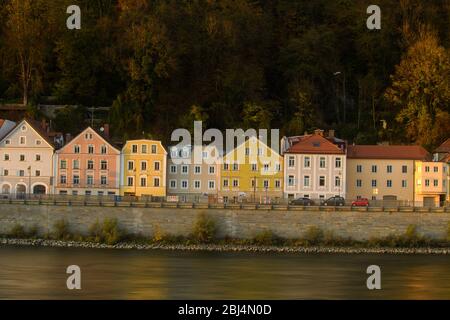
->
[54,127,121,196]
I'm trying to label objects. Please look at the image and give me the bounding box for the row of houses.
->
[0,119,449,206]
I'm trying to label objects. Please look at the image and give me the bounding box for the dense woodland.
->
[0,0,449,150]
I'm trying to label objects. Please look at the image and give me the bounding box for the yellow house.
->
[120,139,167,197]
[219,136,283,203]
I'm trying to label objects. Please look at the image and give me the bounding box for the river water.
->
[0,246,449,299]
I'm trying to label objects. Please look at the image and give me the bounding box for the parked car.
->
[290,197,315,206]
[351,198,369,207]
[322,196,345,206]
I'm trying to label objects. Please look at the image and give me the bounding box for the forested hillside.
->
[0,0,449,150]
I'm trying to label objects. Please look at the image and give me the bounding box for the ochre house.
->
[220,136,283,203]
[120,139,167,197]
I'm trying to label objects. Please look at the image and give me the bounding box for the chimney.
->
[103,124,110,139]
[314,129,324,136]
[328,129,335,138]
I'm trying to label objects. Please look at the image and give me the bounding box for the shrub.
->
[53,219,71,240]
[303,226,324,245]
[101,218,122,245]
[192,213,217,243]
[252,230,280,246]
[9,223,26,238]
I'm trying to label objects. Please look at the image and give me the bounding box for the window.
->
[319,176,325,187]
[35,170,40,177]
[142,145,147,154]
[74,145,80,153]
[319,157,326,168]
[87,175,93,185]
[335,157,342,168]
[151,145,157,154]
[223,179,229,187]
[209,166,215,174]
[88,145,94,154]
[251,163,257,171]
[335,176,341,187]
[73,175,80,185]
[154,177,160,187]
[170,165,177,173]
[387,165,393,173]
[356,179,362,187]
[128,161,134,171]
[169,180,177,189]
[356,165,362,173]
[181,180,188,189]
[132,145,138,153]
[194,166,201,174]
[288,156,295,168]
[3,169,8,176]
[304,157,311,168]
[288,175,295,187]
[304,176,310,187]
[19,136,26,145]
[101,176,107,185]
[60,175,66,184]
[372,165,377,173]
[4,154,9,161]
[101,160,108,170]
[208,180,215,189]
[194,180,201,189]
[232,179,239,187]
[127,176,134,186]
[20,155,25,161]
[35,154,41,161]
[402,180,407,188]
[263,180,269,188]
[402,165,408,173]
[87,160,94,170]
[140,177,147,187]
[275,180,281,188]
[60,160,67,169]
[371,180,377,187]
[19,170,24,177]
[181,165,188,174]
[387,180,392,188]
[73,160,80,169]
[141,161,147,171]
[101,145,107,154]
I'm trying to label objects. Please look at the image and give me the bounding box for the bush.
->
[192,213,217,243]
[53,219,71,240]
[303,226,324,245]
[252,230,280,246]
[9,223,26,238]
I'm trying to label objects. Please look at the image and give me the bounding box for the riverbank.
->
[1,238,450,255]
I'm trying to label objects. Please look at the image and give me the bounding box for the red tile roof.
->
[347,145,430,160]
[435,138,450,153]
[285,134,345,154]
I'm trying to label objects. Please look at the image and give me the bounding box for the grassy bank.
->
[3,213,450,249]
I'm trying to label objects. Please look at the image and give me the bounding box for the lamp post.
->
[333,71,346,123]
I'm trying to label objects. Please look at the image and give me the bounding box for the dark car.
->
[323,196,345,206]
[290,197,315,206]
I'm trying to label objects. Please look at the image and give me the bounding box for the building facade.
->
[346,145,430,205]
[167,145,221,202]
[284,131,346,200]
[220,136,283,203]
[54,127,120,196]
[0,119,54,196]
[120,139,167,197]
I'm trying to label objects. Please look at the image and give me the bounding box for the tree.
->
[385,29,450,149]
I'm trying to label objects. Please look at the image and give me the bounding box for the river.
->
[0,246,449,299]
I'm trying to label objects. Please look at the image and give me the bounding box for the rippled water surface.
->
[0,246,449,299]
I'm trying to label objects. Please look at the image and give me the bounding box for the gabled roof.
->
[0,118,54,148]
[347,145,430,160]
[285,134,345,154]
[57,126,120,154]
[435,138,450,153]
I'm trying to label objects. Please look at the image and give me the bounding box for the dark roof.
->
[435,138,450,153]
[347,145,430,160]
[285,134,345,154]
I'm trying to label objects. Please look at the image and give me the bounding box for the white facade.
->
[0,120,54,195]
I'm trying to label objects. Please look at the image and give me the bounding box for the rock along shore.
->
[1,238,449,255]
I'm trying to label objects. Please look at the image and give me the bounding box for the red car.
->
[351,198,369,207]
